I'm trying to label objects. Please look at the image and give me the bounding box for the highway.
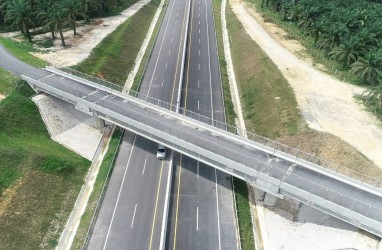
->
[166,0,239,248]
[87,0,190,247]
[2,0,382,240]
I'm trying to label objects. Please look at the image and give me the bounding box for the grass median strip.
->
[73,0,161,86]
[71,129,123,249]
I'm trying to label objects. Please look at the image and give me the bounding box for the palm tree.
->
[41,3,67,47]
[329,36,362,67]
[61,0,87,35]
[303,20,323,46]
[4,0,34,41]
[350,49,382,85]
[36,0,56,39]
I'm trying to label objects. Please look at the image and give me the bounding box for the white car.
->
[156,144,166,160]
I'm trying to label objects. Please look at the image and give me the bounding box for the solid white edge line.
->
[146,0,177,97]
[197,206,199,231]
[159,152,175,250]
[142,158,148,175]
[131,204,138,228]
[215,169,222,250]
[103,135,137,250]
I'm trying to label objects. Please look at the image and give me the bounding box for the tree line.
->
[0,0,132,46]
[261,0,382,117]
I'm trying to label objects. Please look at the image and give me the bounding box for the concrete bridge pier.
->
[94,116,105,129]
[264,193,278,207]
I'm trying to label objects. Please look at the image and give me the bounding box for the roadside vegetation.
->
[71,129,123,249]
[224,1,382,247]
[0,44,89,248]
[0,0,140,46]
[248,0,382,120]
[226,0,382,177]
[73,0,161,86]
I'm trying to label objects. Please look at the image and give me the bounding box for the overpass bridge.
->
[1,45,382,238]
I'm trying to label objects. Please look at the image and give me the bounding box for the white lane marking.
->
[203,0,221,246]
[169,49,171,55]
[171,37,174,43]
[173,27,176,33]
[204,0,214,123]
[146,0,177,96]
[103,136,137,249]
[199,28,200,34]
[197,161,200,177]
[142,158,147,175]
[165,63,168,69]
[199,20,200,25]
[198,80,200,89]
[131,204,138,228]
[197,206,199,231]
[177,13,179,17]
[199,38,200,43]
[161,78,165,87]
[198,63,200,70]
[215,169,222,250]
[199,50,200,56]
[197,99,200,111]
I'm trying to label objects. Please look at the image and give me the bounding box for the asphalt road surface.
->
[87,0,189,248]
[165,0,239,248]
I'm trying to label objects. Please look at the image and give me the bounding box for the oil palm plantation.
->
[4,0,34,41]
[61,0,87,35]
[350,49,382,85]
[41,2,67,47]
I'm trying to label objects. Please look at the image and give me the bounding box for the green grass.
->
[212,0,236,131]
[73,0,161,86]
[101,0,142,17]
[0,37,47,68]
[0,32,89,249]
[0,68,18,95]
[233,179,256,250]
[0,80,90,248]
[226,4,300,139]
[71,129,123,249]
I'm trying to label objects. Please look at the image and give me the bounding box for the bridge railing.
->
[35,75,382,222]
[54,67,382,190]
